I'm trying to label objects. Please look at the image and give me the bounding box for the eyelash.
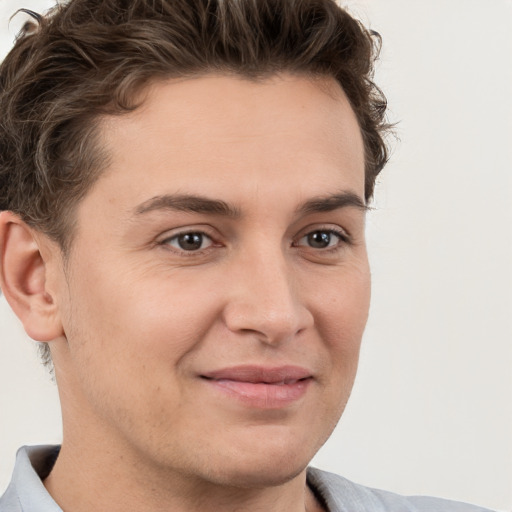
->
[158,226,352,256]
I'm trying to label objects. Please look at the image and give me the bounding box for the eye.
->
[164,232,213,252]
[296,229,347,250]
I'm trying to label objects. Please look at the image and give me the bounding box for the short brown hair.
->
[0,0,389,247]
[0,0,389,366]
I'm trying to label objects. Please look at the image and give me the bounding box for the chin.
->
[196,434,319,489]
[205,458,309,489]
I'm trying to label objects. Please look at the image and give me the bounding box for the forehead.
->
[88,74,365,217]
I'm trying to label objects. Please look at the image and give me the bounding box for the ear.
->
[0,211,64,342]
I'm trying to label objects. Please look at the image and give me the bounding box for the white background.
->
[0,0,511,510]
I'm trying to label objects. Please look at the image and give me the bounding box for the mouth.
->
[200,365,313,409]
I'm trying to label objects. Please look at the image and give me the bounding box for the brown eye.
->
[307,231,332,248]
[297,230,345,250]
[166,232,213,251]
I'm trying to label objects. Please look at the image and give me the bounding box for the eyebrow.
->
[134,194,241,218]
[133,190,367,218]
[297,191,369,215]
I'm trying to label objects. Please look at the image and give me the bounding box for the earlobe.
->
[0,211,64,342]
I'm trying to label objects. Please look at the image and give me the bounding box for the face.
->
[50,74,370,488]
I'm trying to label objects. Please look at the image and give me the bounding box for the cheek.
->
[312,264,371,373]
[63,262,224,374]
[315,260,371,332]
[58,270,215,421]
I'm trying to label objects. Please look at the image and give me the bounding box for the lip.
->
[200,365,313,409]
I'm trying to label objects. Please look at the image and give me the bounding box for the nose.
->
[222,248,314,345]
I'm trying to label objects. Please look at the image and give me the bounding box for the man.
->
[0,1,495,511]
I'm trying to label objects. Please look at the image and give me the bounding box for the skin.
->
[0,74,370,512]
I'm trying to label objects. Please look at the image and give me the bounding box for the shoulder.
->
[307,467,496,512]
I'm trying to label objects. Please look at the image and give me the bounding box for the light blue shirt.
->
[0,446,496,511]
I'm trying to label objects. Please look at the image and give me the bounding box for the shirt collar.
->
[8,445,62,512]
